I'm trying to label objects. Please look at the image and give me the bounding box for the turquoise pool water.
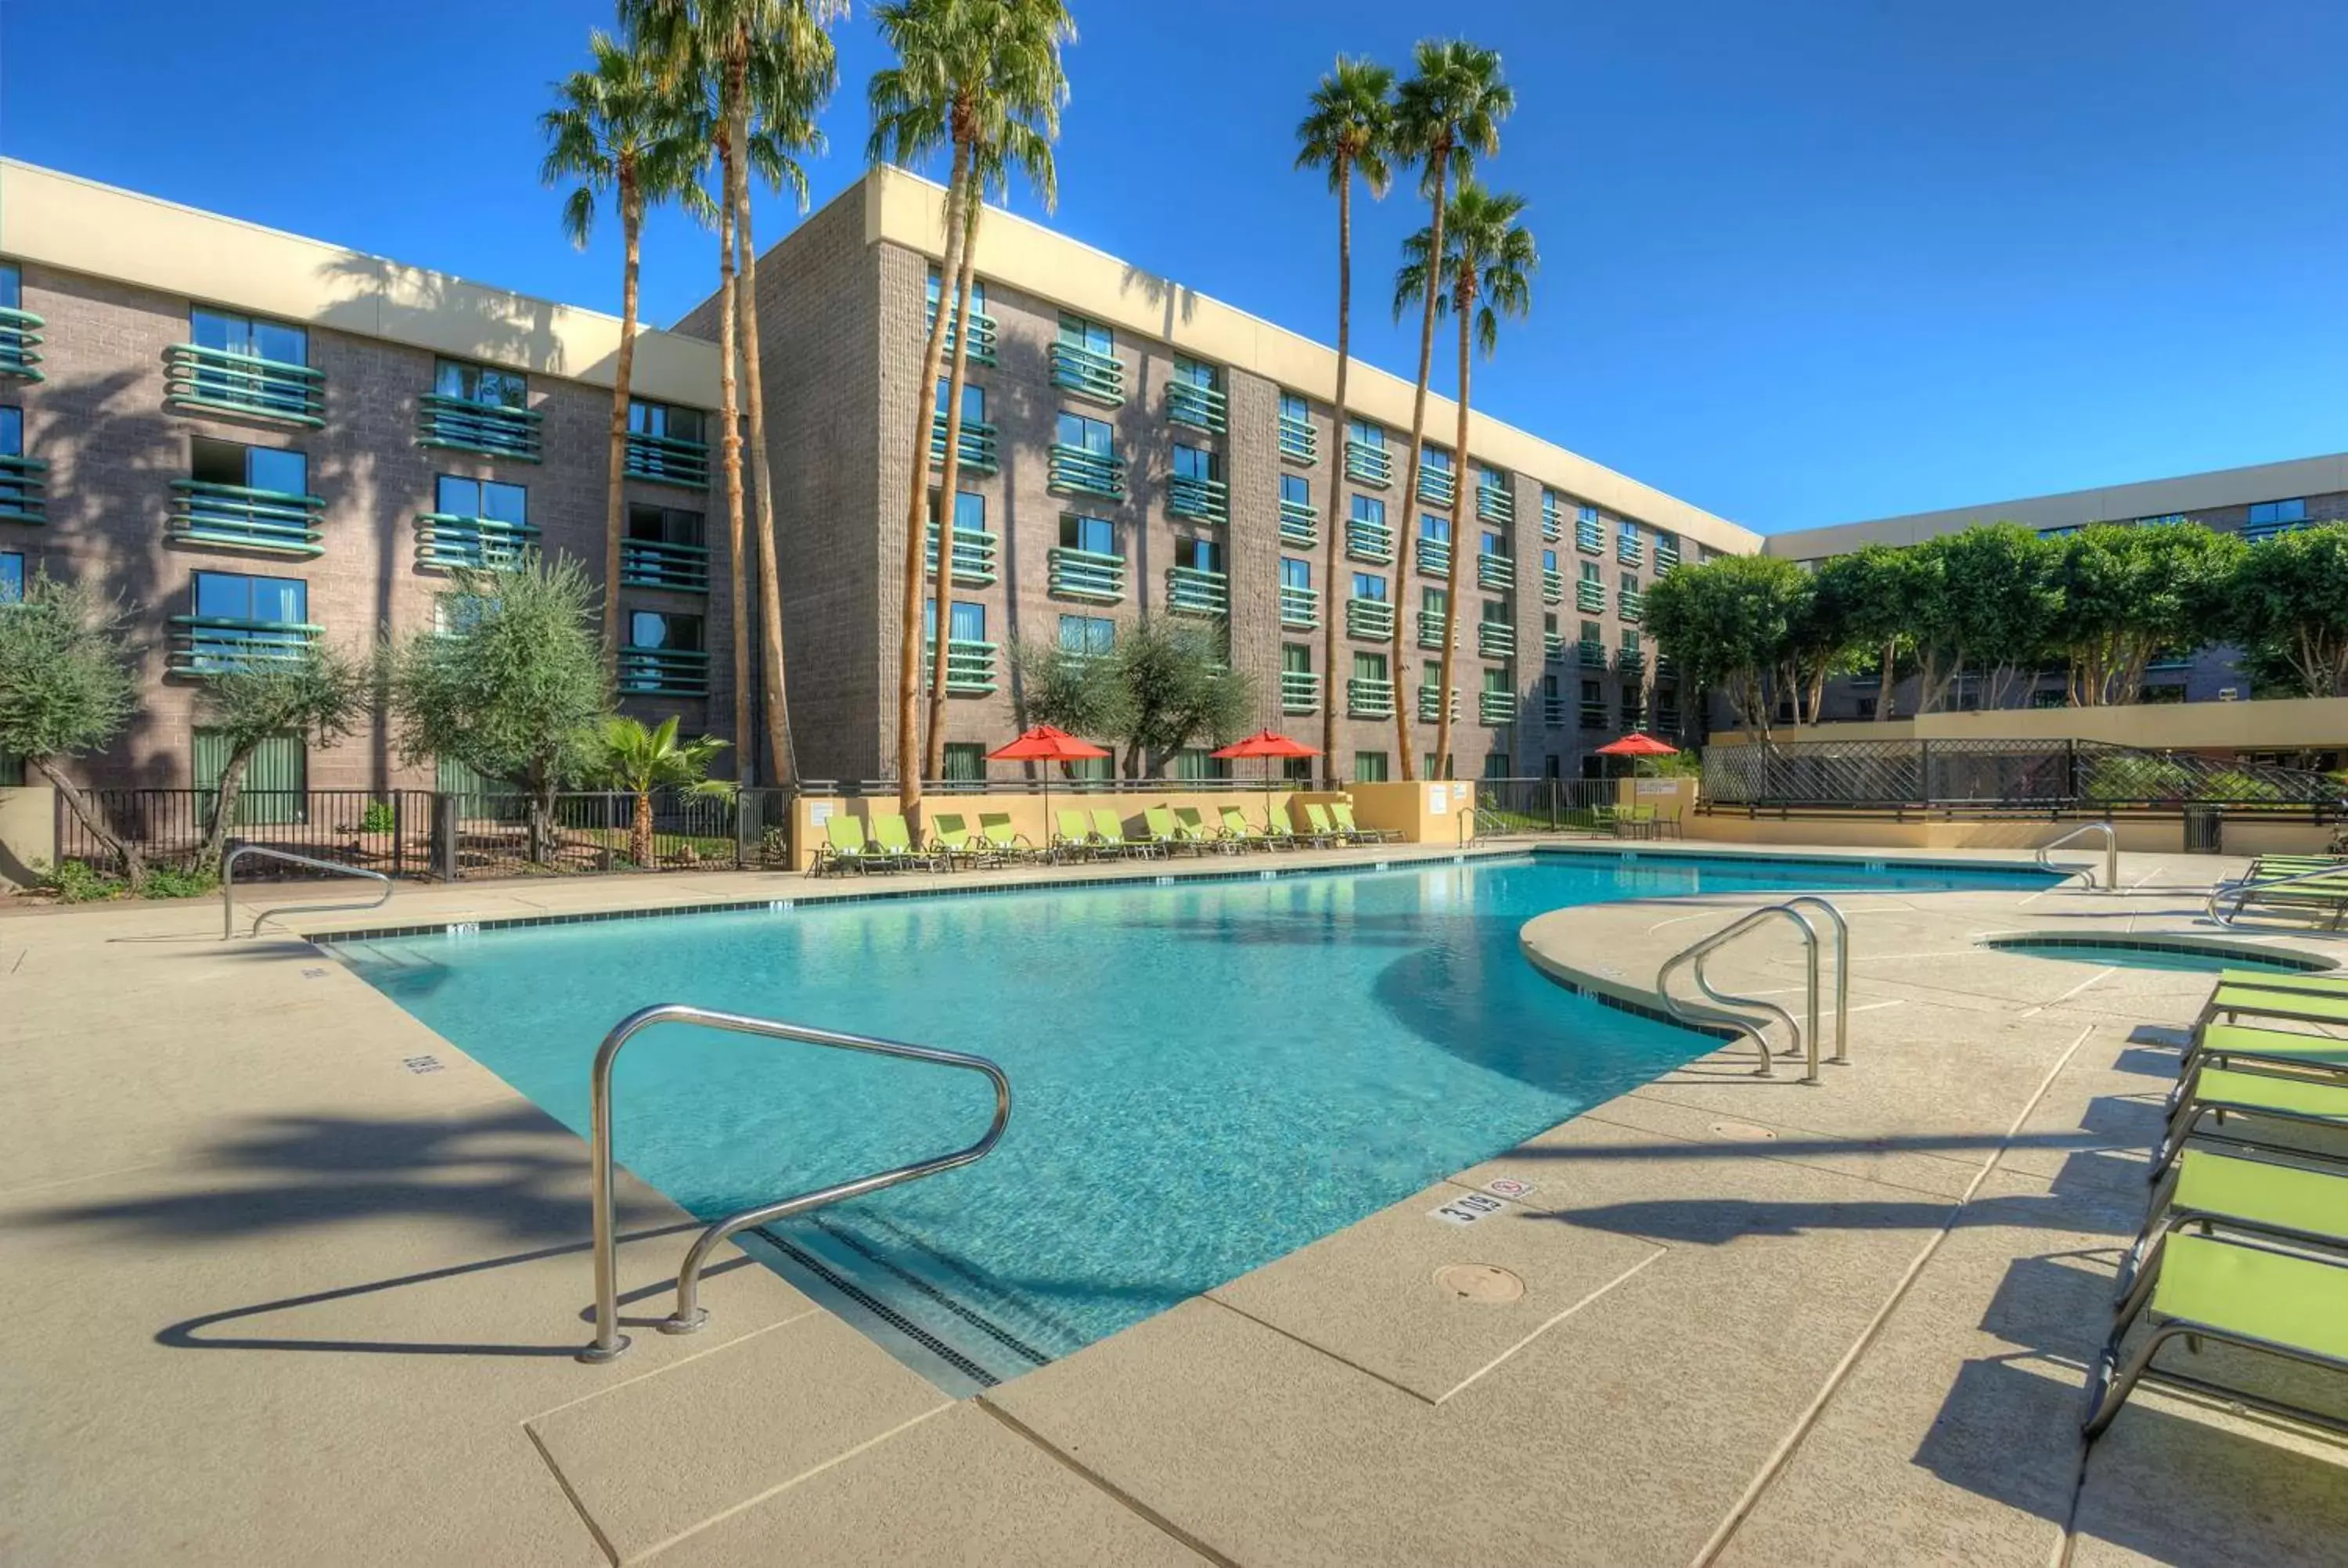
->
[337,851,2052,1388]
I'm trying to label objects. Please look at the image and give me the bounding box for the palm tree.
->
[1293,57,1394,788]
[628,0,841,788]
[1395,180,1536,779]
[595,714,735,867]
[870,0,1074,813]
[1386,38,1511,780]
[539,31,710,674]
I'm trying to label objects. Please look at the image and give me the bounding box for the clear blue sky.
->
[4,1,2339,531]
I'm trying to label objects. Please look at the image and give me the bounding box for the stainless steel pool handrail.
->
[1778,896,1850,1065]
[2037,823,2118,890]
[221,844,393,939]
[1657,903,1823,1082]
[2207,861,2348,928]
[580,1002,1012,1365]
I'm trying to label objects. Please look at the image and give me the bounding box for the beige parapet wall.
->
[1712,696,2348,753]
[1683,810,2331,858]
[0,786,57,890]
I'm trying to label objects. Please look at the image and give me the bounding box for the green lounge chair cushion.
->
[2153,1234,2348,1363]
[2217,969,2348,995]
[2199,1023,2348,1074]
[1057,809,1092,843]
[2193,1066,2348,1124]
[2172,1149,2348,1244]
[1090,807,1138,845]
[2212,987,2348,1026]
[932,813,974,847]
[826,816,867,853]
[1143,807,1181,842]
[870,813,919,854]
[1305,804,1338,837]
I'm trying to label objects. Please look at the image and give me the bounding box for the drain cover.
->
[1709,1120,1777,1142]
[1435,1264,1525,1304]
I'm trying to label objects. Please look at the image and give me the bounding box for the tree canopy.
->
[192,640,372,865]
[1011,617,1255,777]
[0,571,146,883]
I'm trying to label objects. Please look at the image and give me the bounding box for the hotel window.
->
[1280,473,1311,520]
[193,570,307,626]
[926,271,989,317]
[1061,512,1115,554]
[1180,535,1225,574]
[1422,585,1449,617]
[630,399,706,447]
[1057,614,1115,656]
[1057,313,1113,358]
[927,490,985,534]
[1348,419,1385,452]
[0,263,18,310]
[178,439,321,554]
[2245,498,2310,541]
[1482,530,1505,557]
[628,608,704,653]
[191,438,308,496]
[0,549,21,602]
[434,358,525,410]
[1057,410,1113,453]
[434,592,492,635]
[1282,557,1313,592]
[1280,391,1310,426]
[192,307,308,371]
[1,405,17,458]
[436,474,527,525]
[935,378,986,423]
[1420,513,1450,543]
[942,741,988,782]
[1354,651,1388,682]
[1352,571,1387,602]
[1172,444,1219,484]
[1580,560,1601,584]
[1354,751,1389,782]
[1620,570,1640,597]
[1173,747,1230,781]
[923,599,987,645]
[628,503,704,550]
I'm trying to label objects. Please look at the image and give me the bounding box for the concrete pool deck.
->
[5,840,2348,1564]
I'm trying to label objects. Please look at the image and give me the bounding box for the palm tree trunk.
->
[604,165,641,674]
[1433,279,1473,779]
[897,140,972,813]
[731,101,794,786]
[1316,158,1352,788]
[1390,150,1449,782]
[715,131,750,780]
[924,174,983,783]
[632,788,654,868]
[31,755,146,889]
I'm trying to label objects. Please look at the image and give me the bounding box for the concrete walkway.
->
[3,842,2346,1564]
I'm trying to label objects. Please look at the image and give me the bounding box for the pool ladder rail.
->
[2036,822,2118,890]
[580,1003,1013,1365]
[220,843,393,939]
[1655,897,1849,1084]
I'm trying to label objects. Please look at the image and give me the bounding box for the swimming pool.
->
[1978,935,2327,975]
[337,850,2052,1390]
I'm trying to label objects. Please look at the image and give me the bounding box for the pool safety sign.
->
[1430,1192,1506,1226]
[1428,785,1449,814]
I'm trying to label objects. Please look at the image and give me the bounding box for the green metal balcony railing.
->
[1280,668,1322,714]
[1576,516,1603,554]
[417,394,542,462]
[1652,535,1681,572]
[925,523,999,586]
[923,638,999,696]
[1541,568,1563,605]
[929,414,1000,474]
[1618,649,1646,678]
[1167,379,1227,434]
[1544,631,1565,660]
[1278,413,1316,464]
[1048,443,1125,500]
[1655,706,1681,732]
[1416,609,1449,649]
[1279,494,1318,548]
[1477,483,1514,526]
[1543,696,1570,726]
[1278,582,1320,629]
[618,645,711,697]
[1048,546,1125,602]
[1348,677,1395,719]
[1166,565,1228,617]
[1414,536,1450,577]
[167,480,326,556]
[1477,553,1514,591]
[1619,589,1645,622]
[413,512,538,571]
[926,302,999,366]
[1617,533,1644,567]
[1478,689,1514,726]
[1417,465,1456,508]
[1576,579,1605,613]
[1345,438,1392,487]
[1167,473,1228,524]
[0,304,45,381]
[164,343,324,426]
[1345,517,1394,564]
[1540,494,1563,541]
[167,614,320,676]
[1417,685,1459,722]
[1578,638,1608,668]
[1050,340,1125,405]
[620,538,711,592]
[1478,621,1515,659]
[1655,654,1678,680]
[625,430,711,488]
[1580,702,1609,728]
[0,452,48,523]
[1346,597,1394,641]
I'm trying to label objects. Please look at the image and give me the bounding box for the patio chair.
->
[1331,801,1398,843]
[1051,808,1100,861]
[1090,807,1162,859]
[2118,1146,2348,1304]
[1172,806,1237,854]
[869,811,942,872]
[2225,873,2348,929]
[1303,804,1352,846]
[978,812,1040,862]
[812,815,878,877]
[1273,803,1335,848]
[2083,1231,2348,1440]
[1143,806,1200,856]
[929,812,993,870]
[2197,984,2348,1035]
[1219,806,1276,851]
[2172,1022,2348,1102]
[2213,967,2348,997]
[2151,1065,2348,1183]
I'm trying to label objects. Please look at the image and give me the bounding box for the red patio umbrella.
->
[1212,728,1322,804]
[1593,732,1679,757]
[988,725,1111,843]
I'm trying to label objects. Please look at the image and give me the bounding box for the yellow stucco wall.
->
[0,786,57,890]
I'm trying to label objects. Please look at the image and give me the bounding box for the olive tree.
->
[384,555,610,861]
[0,571,146,886]
[2222,522,2348,699]
[1921,523,2063,710]
[192,641,372,869]
[1012,617,1252,777]
[1644,553,1812,740]
[2054,522,2242,704]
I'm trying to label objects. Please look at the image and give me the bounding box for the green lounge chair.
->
[1089,807,1161,859]
[869,811,942,872]
[1331,801,1397,843]
[929,812,992,869]
[1276,803,1335,847]
[2152,1065,2348,1182]
[1172,806,1235,854]
[2083,1232,2348,1439]
[1219,806,1275,851]
[812,815,877,876]
[2173,1022,2348,1102]
[1304,804,1350,846]
[978,812,1039,861]
[2198,984,2348,1034]
[1054,808,1099,861]
[2120,1147,2348,1303]
[2212,966,2348,995]
[1143,806,1198,856]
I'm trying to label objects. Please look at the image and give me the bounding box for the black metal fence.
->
[1703,737,2341,815]
[1471,778,1624,835]
[55,787,799,882]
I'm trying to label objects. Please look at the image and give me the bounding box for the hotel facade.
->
[0,160,1756,793]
